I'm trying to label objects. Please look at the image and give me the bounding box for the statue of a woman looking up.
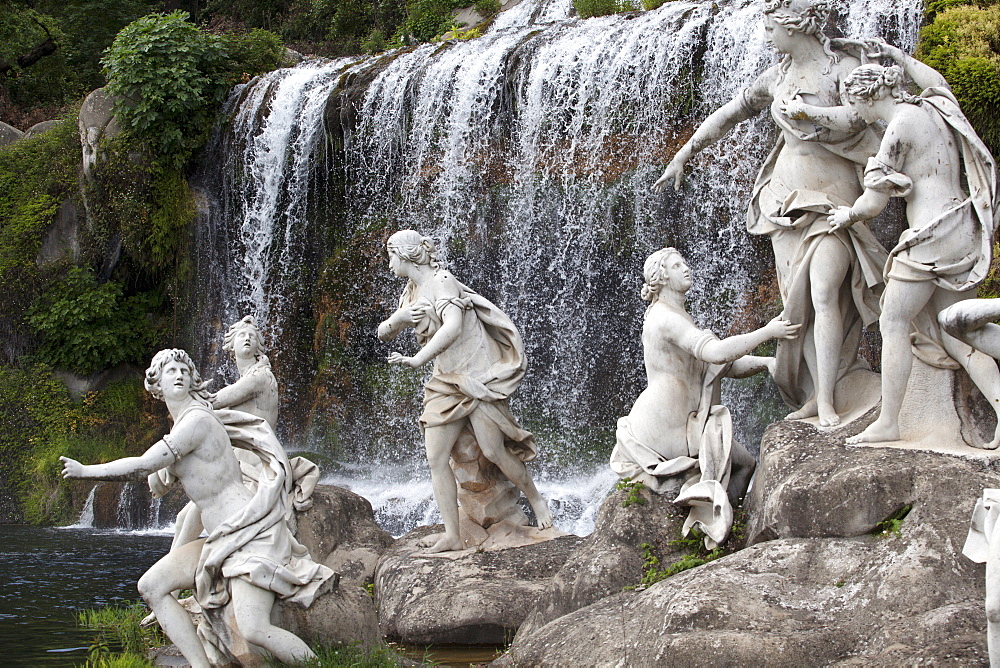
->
[378,230,553,553]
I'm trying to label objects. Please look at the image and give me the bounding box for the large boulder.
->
[294,484,395,586]
[516,481,691,640]
[376,525,584,645]
[0,120,23,147]
[24,120,59,139]
[273,579,381,650]
[78,86,123,179]
[497,406,1000,665]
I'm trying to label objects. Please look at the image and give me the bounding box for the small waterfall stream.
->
[193,0,923,536]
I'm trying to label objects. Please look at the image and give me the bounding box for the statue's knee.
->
[137,572,165,601]
[937,304,963,338]
[987,596,1000,625]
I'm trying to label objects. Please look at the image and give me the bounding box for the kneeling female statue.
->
[378,230,552,554]
[611,248,800,548]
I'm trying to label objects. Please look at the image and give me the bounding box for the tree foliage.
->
[28,267,161,375]
[917,2,1000,156]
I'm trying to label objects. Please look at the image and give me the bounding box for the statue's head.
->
[222,315,266,362]
[763,0,832,35]
[843,64,916,105]
[145,349,215,403]
[386,230,441,270]
[641,247,690,301]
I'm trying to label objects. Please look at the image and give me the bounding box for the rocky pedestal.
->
[375,526,584,645]
[515,481,691,640]
[497,408,1000,665]
[294,484,395,586]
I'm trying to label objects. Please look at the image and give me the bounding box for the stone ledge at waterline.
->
[497,416,1000,666]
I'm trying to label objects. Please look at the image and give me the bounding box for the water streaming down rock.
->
[192,0,923,536]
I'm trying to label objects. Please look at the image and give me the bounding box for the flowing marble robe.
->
[402,279,536,462]
[963,488,1000,564]
[745,89,889,410]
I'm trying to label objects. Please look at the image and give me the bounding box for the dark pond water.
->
[0,524,172,666]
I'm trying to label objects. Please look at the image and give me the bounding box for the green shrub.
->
[574,0,634,18]
[917,4,1000,155]
[402,0,464,42]
[362,28,387,54]
[474,0,501,16]
[27,267,161,375]
[223,28,285,80]
[102,11,232,168]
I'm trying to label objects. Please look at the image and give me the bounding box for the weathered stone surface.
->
[516,482,689,640]
[36,199,79,266]
[0,120,23,147]
[78,86,123,179]
[274,579,381,649]
[746,401,999,545]
[376,525,584,645]
[24,120,59,138]
[294,484,395,586]
[496,528,988,666]
[498,418,1000,666]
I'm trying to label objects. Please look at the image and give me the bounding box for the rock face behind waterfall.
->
[498,417,998,665]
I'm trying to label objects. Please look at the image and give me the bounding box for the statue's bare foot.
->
[846,420,899,445]
[818,405,841,428]
[533,502,554,530]
[417,533,463,553]
[982,428,1000,450]
[786,400,818,420]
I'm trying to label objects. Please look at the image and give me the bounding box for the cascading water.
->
[194,0,923,536]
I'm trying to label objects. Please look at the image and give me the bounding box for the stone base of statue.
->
[375,526,584,645]
[450,427,566,551]
[497,413,1000,665]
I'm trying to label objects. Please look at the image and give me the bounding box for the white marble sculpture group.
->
[57,0,1000,663]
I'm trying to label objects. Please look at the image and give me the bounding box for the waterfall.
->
[193,0,924,536]
[65,484,98,529]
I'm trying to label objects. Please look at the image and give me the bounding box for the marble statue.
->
[377,230,553,553]
[787,60,1000,447]
[653,0,886,428]
[60,349,334,667]
[964,488,1000,666]
[952,299,1000,664]
[940,299,1000,361]
[610,248,801,548]
[158,316,318,551]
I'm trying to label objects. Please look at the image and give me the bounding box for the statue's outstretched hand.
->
[652,158,685,193]
[60,456,84,479]
[764,316,801,340]
[387,352,420,368]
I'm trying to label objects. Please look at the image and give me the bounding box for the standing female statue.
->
[812,63,1000,447]
[377,230,553,553]
[653,0,887,427]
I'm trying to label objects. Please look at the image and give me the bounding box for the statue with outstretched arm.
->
[378,230,552,554]
[61,349,333,667]
[653,0,887,429]
[611,248,800,548]
[789,59,1000,447]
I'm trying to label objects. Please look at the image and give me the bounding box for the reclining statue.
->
[61,348,334,667]
[610,248,800,548]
